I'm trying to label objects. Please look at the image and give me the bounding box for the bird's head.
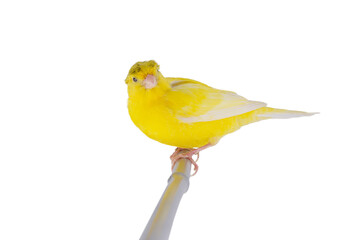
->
[125,60,165,91]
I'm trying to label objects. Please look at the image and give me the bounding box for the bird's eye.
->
[133,77,138,82]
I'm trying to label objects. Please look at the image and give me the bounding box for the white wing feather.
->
[177,91,266,123]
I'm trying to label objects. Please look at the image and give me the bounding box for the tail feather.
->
[256,107,318,119]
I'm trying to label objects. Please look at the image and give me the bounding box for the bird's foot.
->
[170,148,200,176]
[170,147,184,159]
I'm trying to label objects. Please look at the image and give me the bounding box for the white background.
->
[1,1,360,239]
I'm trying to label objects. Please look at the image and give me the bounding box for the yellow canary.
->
[125,60,316,174]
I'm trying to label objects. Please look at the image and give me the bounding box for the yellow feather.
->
[125,60,316,148]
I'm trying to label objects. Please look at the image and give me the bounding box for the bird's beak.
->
[143,74,157,89]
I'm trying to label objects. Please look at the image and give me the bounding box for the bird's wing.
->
[165,78,267,123]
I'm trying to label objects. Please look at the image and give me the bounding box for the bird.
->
[125,60,317,175]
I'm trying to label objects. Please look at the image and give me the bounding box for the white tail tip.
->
[257,111,319,119]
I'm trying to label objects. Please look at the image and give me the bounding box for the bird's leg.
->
[170,147,186,170]
[170,149,199,176]
[170,147,184,159]
[170,144,212,176]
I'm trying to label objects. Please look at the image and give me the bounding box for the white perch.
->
[140,156,192,240]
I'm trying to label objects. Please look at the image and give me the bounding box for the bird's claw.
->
[170,149,199,176]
